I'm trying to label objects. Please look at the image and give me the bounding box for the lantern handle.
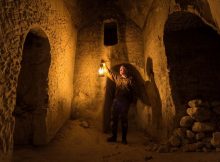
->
[101,59,105,64]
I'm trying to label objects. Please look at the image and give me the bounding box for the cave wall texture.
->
[72,2,145,132]
[1,0,220,161]
[0,0,77,161]
[143,0,220,141]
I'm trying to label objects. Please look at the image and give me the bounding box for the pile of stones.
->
[168,99,220,152]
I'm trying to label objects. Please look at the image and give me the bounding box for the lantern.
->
[98,63,105,77]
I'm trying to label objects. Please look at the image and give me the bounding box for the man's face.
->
[120,66,126,76]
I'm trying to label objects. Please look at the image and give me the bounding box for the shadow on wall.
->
[102,63,152,132]
[145,57,162,137]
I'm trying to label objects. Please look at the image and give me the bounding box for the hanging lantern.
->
[98,63,105,77]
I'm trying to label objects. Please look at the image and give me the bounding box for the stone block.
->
[188,99,209,108]
[182,142,204,152]
[180,116,194,127]
[182,138,191,145]
[195,132,205,141]
[173,128,186,138]
[192,122,215,132]
[169,135,181,147]
[211,132,220,147]
[186,130,195,139]
[187,107,211,121]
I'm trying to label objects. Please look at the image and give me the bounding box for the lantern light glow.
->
[98,67,104,75]
[98,63,106,77]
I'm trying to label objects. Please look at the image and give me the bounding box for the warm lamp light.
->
[98,63,105,77]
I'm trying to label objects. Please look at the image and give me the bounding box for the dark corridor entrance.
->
[164,11,220,110]
[13,28,51,145]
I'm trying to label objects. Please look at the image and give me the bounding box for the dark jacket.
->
[106,67,135,103]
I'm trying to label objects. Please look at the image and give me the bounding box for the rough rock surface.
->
[186,130,195,139]
[211,132,220,147]
[182,142,204,152]
[187,107,211,121]
[169,136,181,147]
[0,0,77,160]
[188,99,209,108]
[195,133,205,141]
[180,116,194,127]
[192,122,215,132]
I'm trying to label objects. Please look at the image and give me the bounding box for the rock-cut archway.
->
[13,28,51,145]
[164,12,220,118]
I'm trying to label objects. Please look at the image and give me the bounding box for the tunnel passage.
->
[13,28,51,145]
[164,12,220,108]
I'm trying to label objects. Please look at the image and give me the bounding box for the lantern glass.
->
[98,64,105,77]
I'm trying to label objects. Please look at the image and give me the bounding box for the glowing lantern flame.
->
[98,63,105,77]
[99,67,104,75]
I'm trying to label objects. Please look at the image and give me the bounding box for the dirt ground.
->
[13,120,220,162]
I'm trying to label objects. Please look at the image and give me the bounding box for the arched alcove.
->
[13,28,51,145]
[164,12,220,114]
[104,21,118,46]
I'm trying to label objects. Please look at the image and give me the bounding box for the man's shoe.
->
[107,136,117,143]
[122,139,127,145]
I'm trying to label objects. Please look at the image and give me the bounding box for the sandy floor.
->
[13,120,220,162]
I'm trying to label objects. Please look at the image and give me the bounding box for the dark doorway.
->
[164,12,220,109]
[104,22,118,46]
[13,28,51,145]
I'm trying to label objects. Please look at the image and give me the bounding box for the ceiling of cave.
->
[63,0,216,31]
[63,0,154,29]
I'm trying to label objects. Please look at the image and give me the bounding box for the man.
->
[103,63,135,144]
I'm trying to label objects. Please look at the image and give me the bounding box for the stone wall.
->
[72,4,145,131]
[207,0,220,30]
[117,0,154,28]
[1,0,220,159]
[142,0,175,141]
[0,0,77,160]
[142,0,220,141]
